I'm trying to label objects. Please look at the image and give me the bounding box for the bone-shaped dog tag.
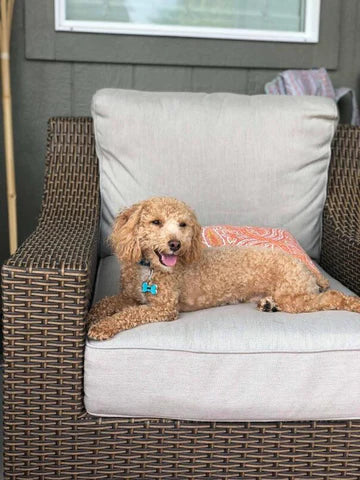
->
[142,282,158,295]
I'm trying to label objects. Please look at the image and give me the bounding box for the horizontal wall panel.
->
[73,64,133,115]
[25,0,55,60]
[133,66,192,92]
[192,67,248,93]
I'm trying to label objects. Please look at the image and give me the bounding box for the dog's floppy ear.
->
[183,218,203,265]
[110,203,143,263]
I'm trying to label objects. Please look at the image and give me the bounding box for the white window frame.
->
[54,0,321,43]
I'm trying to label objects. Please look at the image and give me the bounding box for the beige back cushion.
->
[92,89,338,259]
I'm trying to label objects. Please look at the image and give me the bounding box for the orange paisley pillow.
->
[201,225,319,275]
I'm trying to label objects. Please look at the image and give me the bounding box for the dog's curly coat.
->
[88,197,360,340]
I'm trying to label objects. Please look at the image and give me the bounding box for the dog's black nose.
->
[168,239,181,252]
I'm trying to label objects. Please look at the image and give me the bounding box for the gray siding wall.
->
[0,0,359,265]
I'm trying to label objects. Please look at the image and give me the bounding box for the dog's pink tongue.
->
[161,254,177,267]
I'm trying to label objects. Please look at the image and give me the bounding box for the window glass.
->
[65,0,306,33]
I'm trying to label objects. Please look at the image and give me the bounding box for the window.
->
[55,0,321,43]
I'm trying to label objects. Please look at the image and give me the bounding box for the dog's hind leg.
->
[313,271,330,292]
[257,296,280,312]
[274,290,360,314]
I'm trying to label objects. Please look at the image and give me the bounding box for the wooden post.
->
[1,0,17,254]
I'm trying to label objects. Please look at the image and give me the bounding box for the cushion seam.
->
[85,345,360,355]
[84,409,360,422]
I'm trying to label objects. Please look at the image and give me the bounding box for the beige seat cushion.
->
[85,256,360,421]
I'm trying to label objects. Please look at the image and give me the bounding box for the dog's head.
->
[110,197,202,270]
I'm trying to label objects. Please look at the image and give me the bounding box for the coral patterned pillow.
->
[201,225,319,275]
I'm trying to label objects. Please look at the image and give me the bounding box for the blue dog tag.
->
[142,282,158,295]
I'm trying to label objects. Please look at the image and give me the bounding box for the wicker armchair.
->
[2,118,360,479]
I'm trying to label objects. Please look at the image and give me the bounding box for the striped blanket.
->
[265,68,359,125]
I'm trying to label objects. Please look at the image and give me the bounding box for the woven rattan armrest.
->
[320,125,360,295]
[1,117,99,420]
[2,117,99,271]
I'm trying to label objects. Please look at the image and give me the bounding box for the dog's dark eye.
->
[179,222,187,227]
[151,219,161,226]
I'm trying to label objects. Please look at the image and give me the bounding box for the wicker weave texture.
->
[2,120,360,479]
[320,126,360,295]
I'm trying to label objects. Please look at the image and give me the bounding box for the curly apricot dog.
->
[87,197,360,340]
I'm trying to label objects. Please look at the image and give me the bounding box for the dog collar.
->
[139,258,151,267]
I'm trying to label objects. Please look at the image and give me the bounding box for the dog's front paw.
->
[87,316,119,341]
[257,296,280,313]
